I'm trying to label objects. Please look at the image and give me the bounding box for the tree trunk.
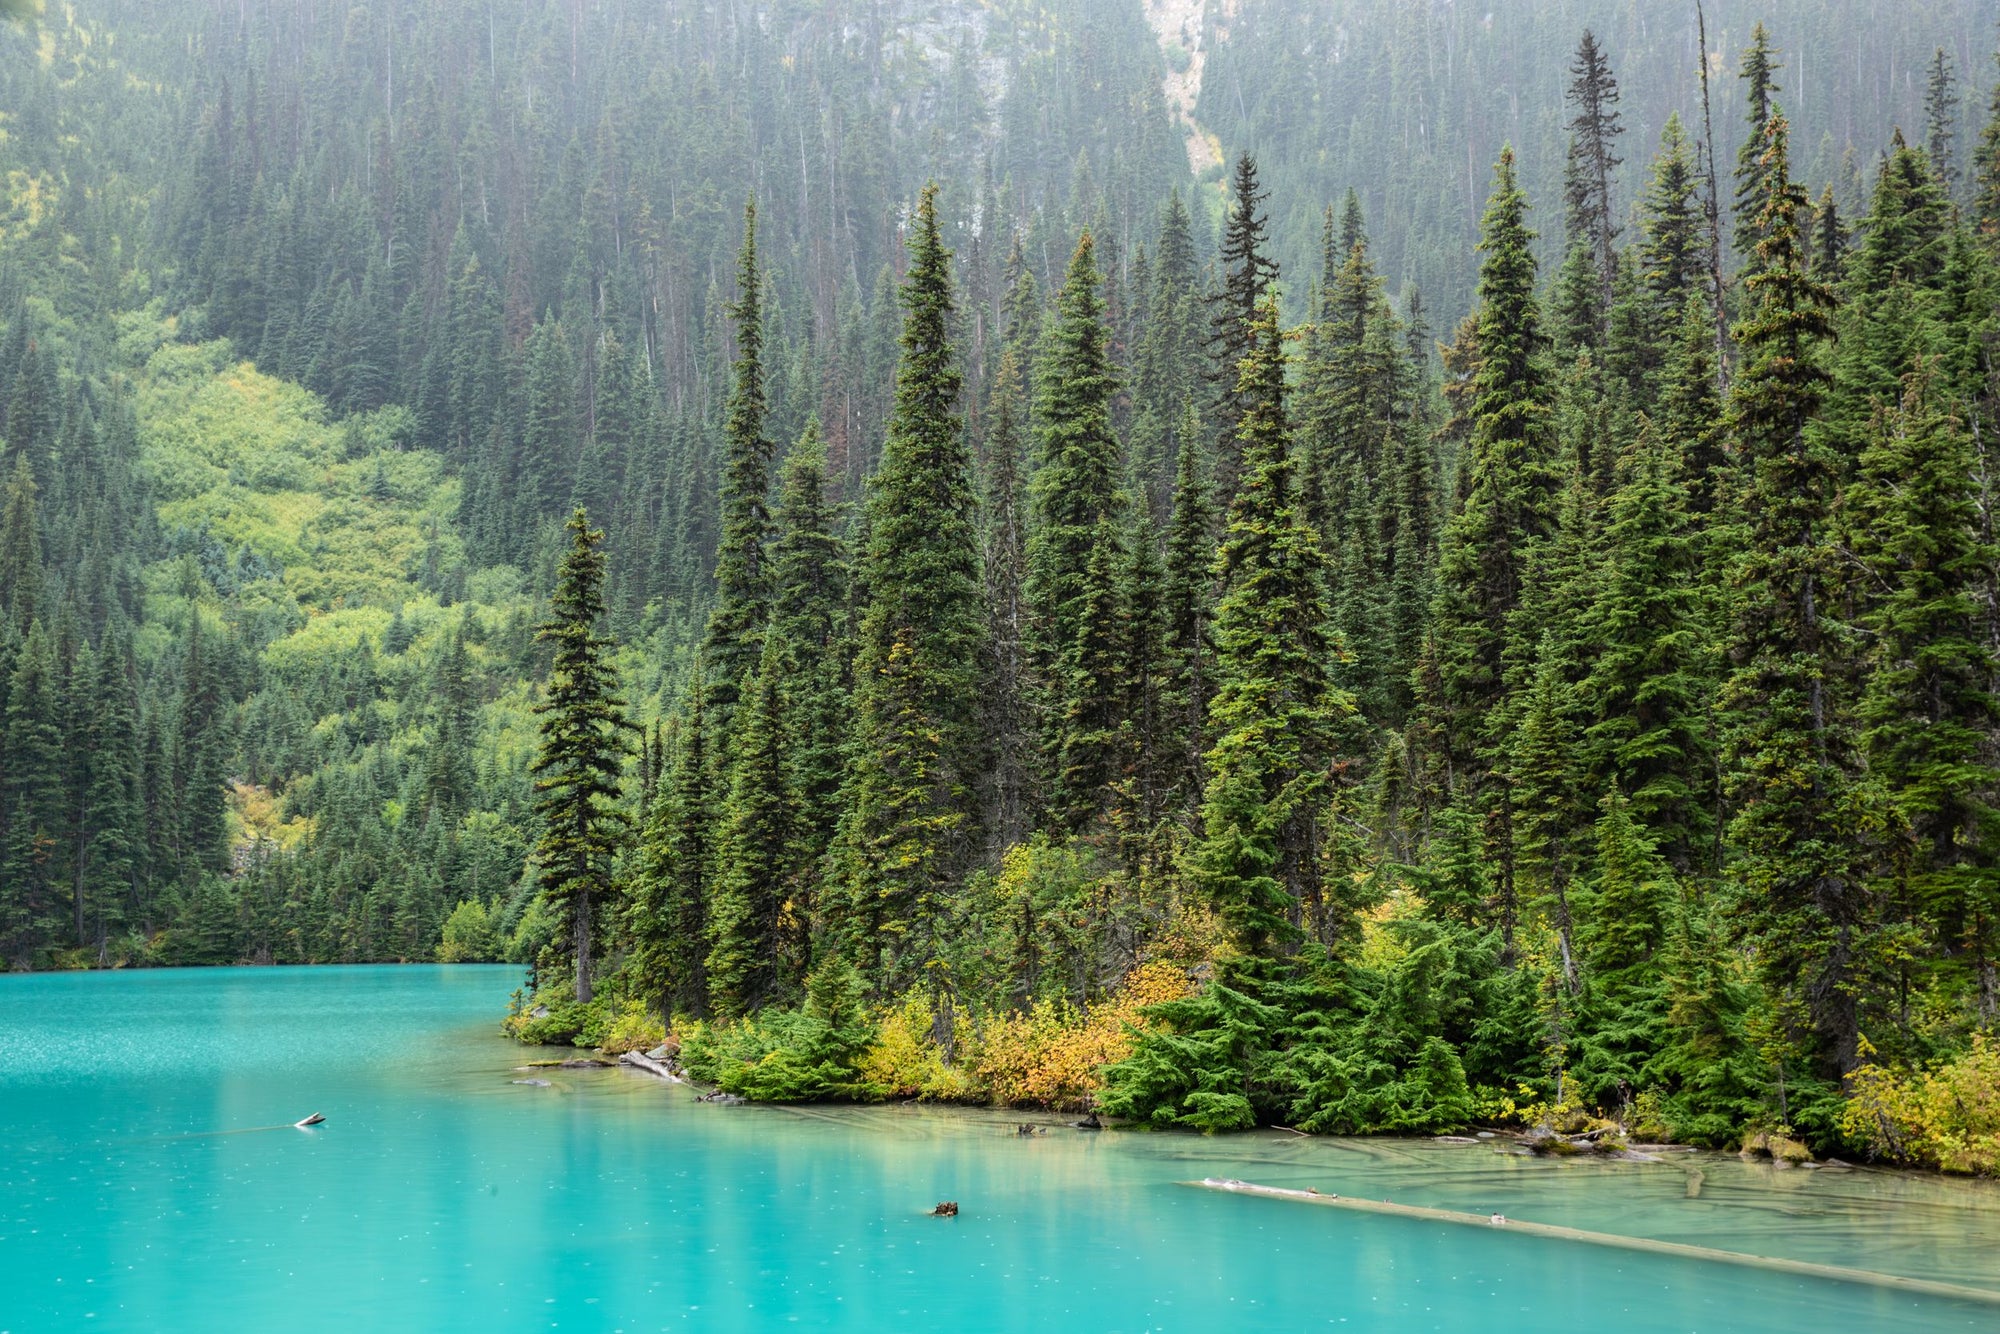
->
[575,877,593,1004]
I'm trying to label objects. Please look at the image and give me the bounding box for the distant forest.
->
[5,0,2000,1160]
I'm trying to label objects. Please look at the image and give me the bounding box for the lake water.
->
[4,965,1998,1332]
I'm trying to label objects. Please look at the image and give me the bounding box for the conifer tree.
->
[1640,115,1706,324]
[1845,362,2000,1016]
[77,629,140,958]
[1720,111,1858,1079]
[1925,47,1960,194]
[517,317,579,534]
[1974,36,2000,242]
[835,184,984,988]
[1192,292,1343,955]
[0,621,62,963]
[706,636,798,1018]
[631,687,715,1019]
[0,455,40,629]
[1131,191,1204,518]
[1565,30,1625,305]
[768,420,849,880]
[530,509,633,1004]
[1161,407,1214,820]
[705,201,776,724]
[1732,24,1784,267]
[1026,232,1126,831]
[1425,147,1558,797]
[1207,155,1279,502]
[1118,499,1171,847]
[981,357,1034,850]
[1582,421,1714,869]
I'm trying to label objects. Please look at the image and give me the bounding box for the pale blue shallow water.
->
[3,966,1998,1332]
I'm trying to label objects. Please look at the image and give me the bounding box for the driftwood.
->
[1187,1179,2000,1307]
[618,1049,693,1085]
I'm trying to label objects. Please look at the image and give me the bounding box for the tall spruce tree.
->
[1731,24,1784,268]
[530,509,633,1005]
[632,687,715,1019]
[705,200,776,725]
[1207,154,1280,504]
[1565,30,1625,305]
[1845,361,2000,1031]
[1720,111,1858,1082]
[1925,47,1960,194]
[834,184,985,989]
[706,635,798,1017]
[1026,232,1126,832]
[1191,292,1344,955]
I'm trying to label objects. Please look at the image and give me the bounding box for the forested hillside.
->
[4,0,2000,1164]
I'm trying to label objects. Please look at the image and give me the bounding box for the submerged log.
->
[1186,1179,2000,1307]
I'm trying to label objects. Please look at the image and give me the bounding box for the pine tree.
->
[706,636,798,1018]
[1731,24,1784,267]
[0,455,40,629]
[1582,421,1714,870]
[1207,154,1280,502]
[1640,115,1706,325]
[1161,405,1214,821]
[1192,292,1344,955]
[1845,362,2000,1021]
[834,184,985,988]
[1564,30,1625,305]
[1425,147,1558,798]
[1925,47,1960,194]
[530,509,634,1004]
[705,200,777,725]
[631,687,715,1019]
[77,628,140,958]
[517,317,580,538]
[768,419,849,884]
[1720,111,1858,1080]
[1026,232,1126,832]
[1118,499,1172,849]
[1,621,64,963]
[981,356,1034,850]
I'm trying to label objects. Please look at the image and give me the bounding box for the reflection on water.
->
[3,965,1996,1332]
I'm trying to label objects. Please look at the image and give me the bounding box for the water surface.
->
[4,965,1996,1331]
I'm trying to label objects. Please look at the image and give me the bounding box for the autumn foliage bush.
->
[972,962,1194,1109]
[1840,1036,2000,1175]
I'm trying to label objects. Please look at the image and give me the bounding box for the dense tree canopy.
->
[5,0,2000,1160]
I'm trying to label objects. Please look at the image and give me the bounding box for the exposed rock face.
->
[1143,0,1222,174]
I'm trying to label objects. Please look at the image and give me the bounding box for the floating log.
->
[1186,1179,2000,1307]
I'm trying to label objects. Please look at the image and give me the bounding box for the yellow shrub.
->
[597,1001,667,1057]
[972,962,1193,1110]
[858,994,978,1101]
[1841,1035,2000,1175]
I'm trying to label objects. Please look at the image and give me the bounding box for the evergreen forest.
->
[7,0,2000,1166]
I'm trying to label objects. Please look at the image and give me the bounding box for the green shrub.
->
[437,898,503,962]
[681,958,883,1102]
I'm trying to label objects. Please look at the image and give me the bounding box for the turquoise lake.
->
[4,965,1999,1332]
